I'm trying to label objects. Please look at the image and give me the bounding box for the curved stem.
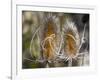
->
[23,57,35,62]
[30,27,40,58]
[78,23,87,52]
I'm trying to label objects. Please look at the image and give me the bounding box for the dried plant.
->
[22,12,89,68]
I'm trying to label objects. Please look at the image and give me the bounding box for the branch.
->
[78,23,87,52]
[30,26,41,58]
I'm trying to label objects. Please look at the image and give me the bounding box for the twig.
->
[24,57,35,62]
[68,58,72,67]
[57,33,63,55]
[30,26,41,58]
[24,57,46,63]
[78,23,87,52]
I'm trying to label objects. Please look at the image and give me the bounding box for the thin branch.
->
[30,26,41,58]
[77,23,87,53]
[68,58,72,67]
[24,57,46,63]
[57,33,63,55]
[24,57,35,62]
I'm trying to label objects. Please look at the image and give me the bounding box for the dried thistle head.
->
[63,19,80,59]
[42,19,57,61]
